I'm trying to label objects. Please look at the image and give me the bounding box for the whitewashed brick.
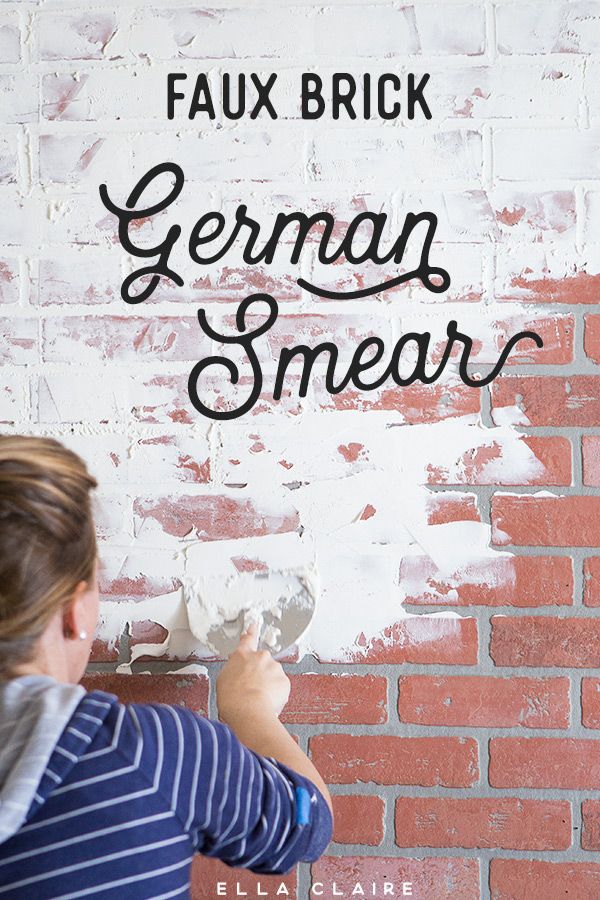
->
[494,128,600,181]
[497,2,600,55]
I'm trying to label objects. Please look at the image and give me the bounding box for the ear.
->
[62,580,90,639]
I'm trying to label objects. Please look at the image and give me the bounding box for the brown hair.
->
[0,435,97,677]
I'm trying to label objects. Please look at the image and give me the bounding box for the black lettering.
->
[250,73,278,119]
[408,73,431,120]
[167,73,187,120]
[302,74,325,119]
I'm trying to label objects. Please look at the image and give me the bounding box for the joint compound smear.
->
[182,570,318,656]
[93,410,554,665]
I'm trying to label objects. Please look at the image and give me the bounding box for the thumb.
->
[237,622,259,653]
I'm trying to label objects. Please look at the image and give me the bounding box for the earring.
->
[79,630,88,641]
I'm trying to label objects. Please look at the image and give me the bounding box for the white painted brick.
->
[37,11,117,61]
[0,136,17,185]
[310,129,482,185]
[497,2,600,55]
[0,190,43,246]
[36,372,129,424]
[0,75,38,126]
[494,128,600,181]
[39,134,130,186]
[0,14,20,64]
[495,243,600,303]
[0,374,25,424]
[0,257,19,304]
[36,249,122,305]
[130,129,304,184]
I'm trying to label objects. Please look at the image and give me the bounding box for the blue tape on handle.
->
[295,786,311,826]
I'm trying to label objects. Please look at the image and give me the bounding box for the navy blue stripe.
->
[0,692,332,898]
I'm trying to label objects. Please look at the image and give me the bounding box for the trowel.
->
[182,570,317,657]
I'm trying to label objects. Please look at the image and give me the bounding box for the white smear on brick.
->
[95,412,545,663]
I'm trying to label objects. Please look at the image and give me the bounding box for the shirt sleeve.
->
[128,702,333,875]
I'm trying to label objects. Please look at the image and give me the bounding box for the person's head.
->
[0,435,99,683]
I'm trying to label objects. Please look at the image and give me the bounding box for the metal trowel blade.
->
[183,571,317,658]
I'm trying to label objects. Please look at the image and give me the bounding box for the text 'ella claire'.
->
[215,878,414,895]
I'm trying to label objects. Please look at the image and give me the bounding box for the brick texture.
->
[3,3,600,899]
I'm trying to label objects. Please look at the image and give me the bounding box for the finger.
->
[238,622,259,652]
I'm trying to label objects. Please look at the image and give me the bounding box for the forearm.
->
[224,709,333,815]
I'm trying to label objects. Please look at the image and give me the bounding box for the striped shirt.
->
[0,689,333,899]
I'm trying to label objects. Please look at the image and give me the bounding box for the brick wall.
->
[3,2,600,898]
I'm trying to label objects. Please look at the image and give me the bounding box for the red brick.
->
[498,267,600,305]
[585,314,600,363]
[99,564,181,600]
[398,675,570,729]
[426,435,571,486]
[331,796,384,845]
[582,799,600,851]
[338,615,478,665]
[133,494,299,540]
[191,856,296,900]
[129,620,171,653]
[583,435,600,486]
[314,378,481,420]
[490,859,600,900]
[491,375,600,427]
[81,673,209,715]
[582,678,600,728]
[401,554,573,607]
[489,737,600,789]
[395,796,571,850]
[491,313,574,365]
[490,615,600,668]
[312,856,479,899]
[585,557,600,607]
[426,491,481,525]
[281,674,387,725]
[492,494,600,547]
[310,735,478,787]
[88,637,118,663]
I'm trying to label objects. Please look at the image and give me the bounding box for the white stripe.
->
[146,884,190,900]
[215,725,233,835]
[0,811,176,866]
[50,714,143,795]
[84,698,111,709]
[183,714,202,831]
[74,712,103,726]
[272,819,306,872]
[66,726,92,744]
[19,707,163,834]
[10,858,192,900]
[199,719,220,830]
[238,764,283,868]
[55,746,78,763]
[165,707,184,809]
[0,835,189,892]
[228,754,256,854]
[216,738,245,844]
[44,768,62,784]
[79,704,125,760]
